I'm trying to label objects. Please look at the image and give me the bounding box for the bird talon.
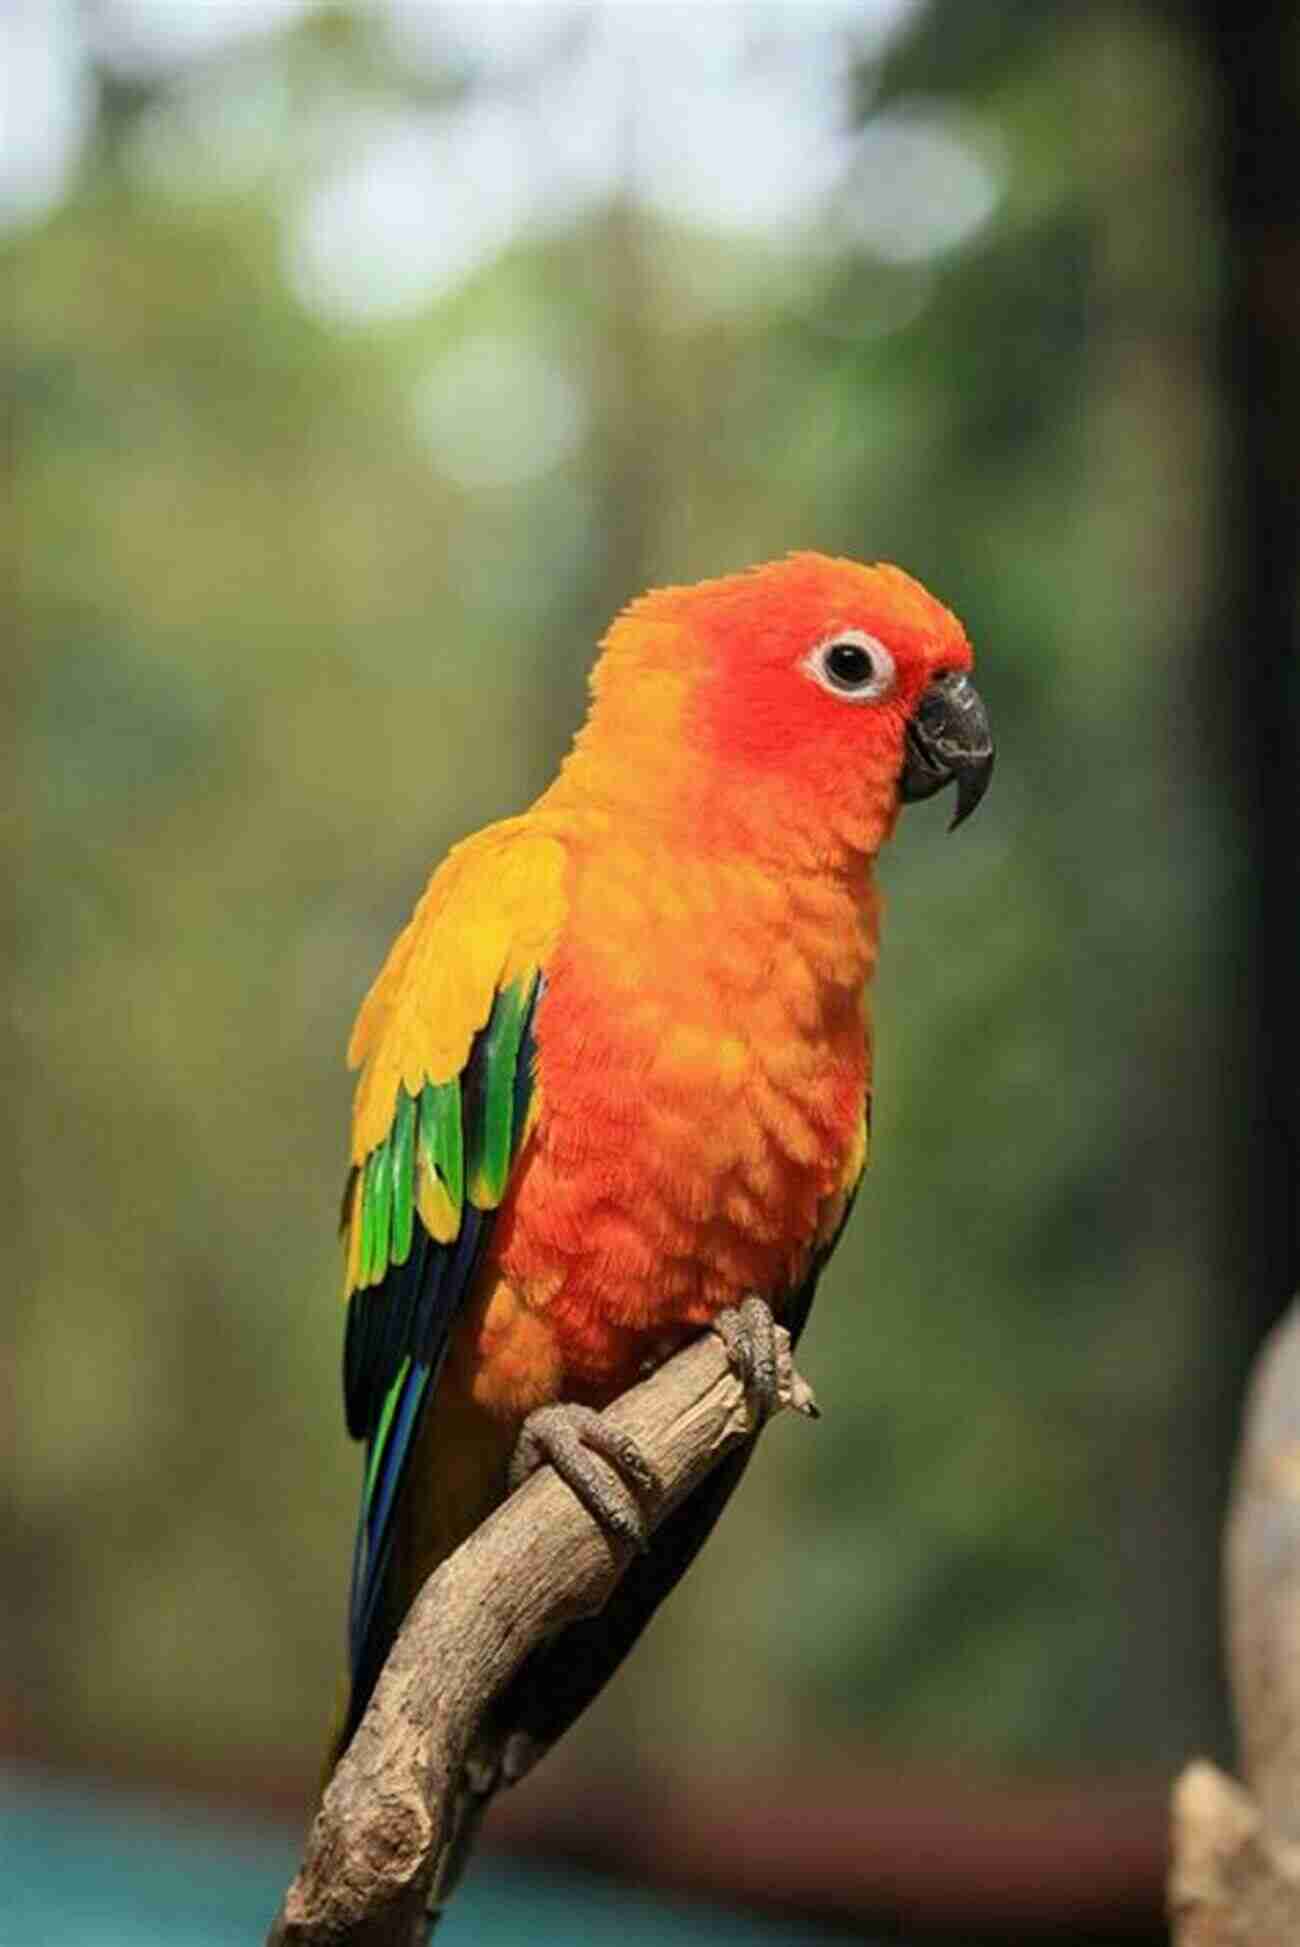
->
[713,1295,818,1422]
[713,1294,780,1419]
[510,1403,660,1550]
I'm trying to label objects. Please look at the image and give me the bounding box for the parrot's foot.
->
[712,1295,820,1422]
[509,1404,661,1550]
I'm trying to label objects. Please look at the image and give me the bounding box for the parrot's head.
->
[578,552,992,862]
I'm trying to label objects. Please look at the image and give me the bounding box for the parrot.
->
[329,551,992,1915]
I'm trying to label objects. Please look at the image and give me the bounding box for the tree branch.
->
[268,1328,814,1947]
[1171,1298,1300,1944]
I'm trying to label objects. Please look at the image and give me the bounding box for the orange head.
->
[558,552,992,866]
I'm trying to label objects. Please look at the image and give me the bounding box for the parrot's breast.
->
[493,836,877,1397]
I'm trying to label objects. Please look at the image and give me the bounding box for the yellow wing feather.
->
[348,819,568,1164]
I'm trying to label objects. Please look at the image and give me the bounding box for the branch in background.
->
[267,1329,814,1947]
[1170,1299,1300,1945]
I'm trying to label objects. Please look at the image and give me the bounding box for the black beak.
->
[900,672,994,830]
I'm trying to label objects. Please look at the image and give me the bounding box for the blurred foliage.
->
[7,0,1233,1796]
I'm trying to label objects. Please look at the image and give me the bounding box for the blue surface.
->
[2,1767,840,1945]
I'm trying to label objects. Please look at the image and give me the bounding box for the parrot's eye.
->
[804,631,896,703]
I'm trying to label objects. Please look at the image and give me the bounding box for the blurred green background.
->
[8,2,1296,1940]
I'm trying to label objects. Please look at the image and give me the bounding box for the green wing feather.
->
[388,1087,416,1265]
[419,1079,464,1212]
[466,974,533,1204]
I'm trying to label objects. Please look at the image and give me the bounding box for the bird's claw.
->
[712,1294,820,1422]
[509,1403,660,1551]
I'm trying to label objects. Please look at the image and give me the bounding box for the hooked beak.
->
[899,672,994,830]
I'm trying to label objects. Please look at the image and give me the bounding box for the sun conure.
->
[331,552,992,1904]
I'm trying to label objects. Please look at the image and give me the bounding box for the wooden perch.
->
[268,1327,814,1947]
[1171,1298,1300,1944]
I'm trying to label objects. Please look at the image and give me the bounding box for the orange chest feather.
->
[492,840,876,1393]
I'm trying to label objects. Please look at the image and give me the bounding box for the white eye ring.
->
[803,630,896,703]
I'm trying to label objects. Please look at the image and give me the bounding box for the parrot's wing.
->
[338,826,566,1731]
[493,1138,866,1765]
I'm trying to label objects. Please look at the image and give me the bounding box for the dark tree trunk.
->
[1195,6,1300,1354]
